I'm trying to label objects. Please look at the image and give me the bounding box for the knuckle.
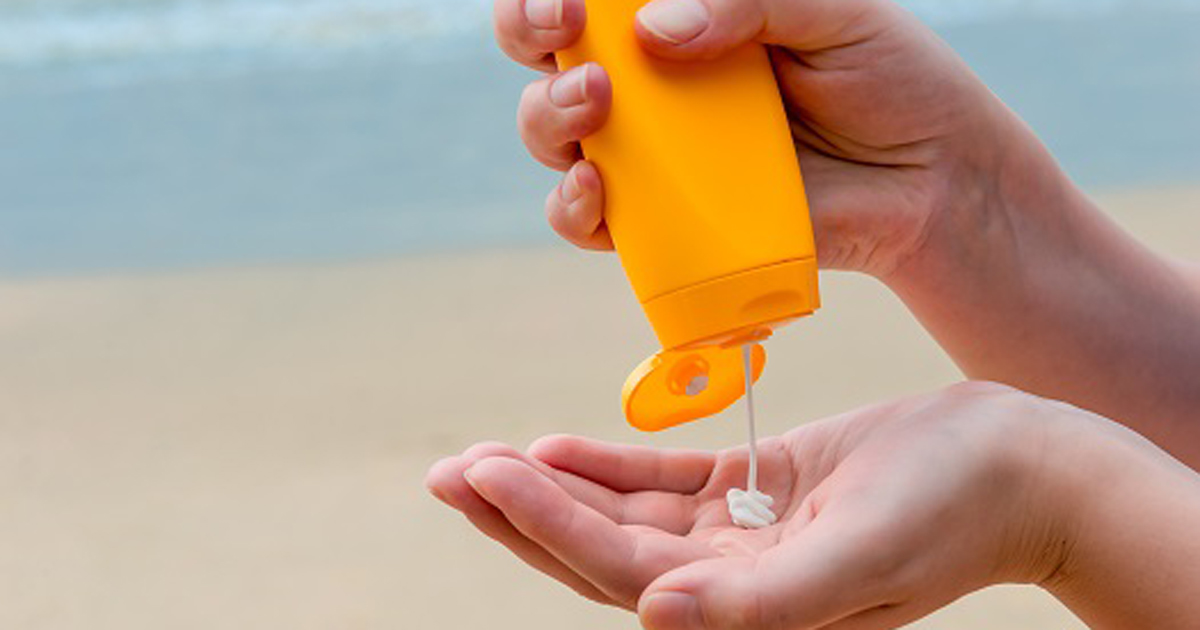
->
[519,98,580,169]
[560,110,599,142]
[492,17,524,60]
[545,189,576,234]
[493,1,531,50]
[544,186,564,214]
[516,82,546,135]
[512,27,552,64]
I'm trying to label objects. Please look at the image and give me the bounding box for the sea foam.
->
[1,0,1197,68]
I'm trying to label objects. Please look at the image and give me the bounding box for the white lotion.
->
[726,344,777,529]
[727,487,777,528]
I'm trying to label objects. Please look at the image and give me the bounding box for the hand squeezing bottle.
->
[556,1,821,434]
[555,1,820,528]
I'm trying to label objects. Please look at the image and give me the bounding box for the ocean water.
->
[1,0,1198,275]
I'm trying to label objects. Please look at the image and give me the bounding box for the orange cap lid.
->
[622,343,766,432]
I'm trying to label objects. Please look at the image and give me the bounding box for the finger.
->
[634,0,895,61]
[545,161,614,251]
[494,0,587,71]
[529,434,716,494]
[519,63,612,171]
[528,431,704,534]
[638,503,904,629]
[466,456,717,607]
[440,440,697,535]
[425,448,618,605]
[640,573,931,630]
[433,441,630,531]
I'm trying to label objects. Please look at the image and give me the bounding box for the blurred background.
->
[0,0,1196,628]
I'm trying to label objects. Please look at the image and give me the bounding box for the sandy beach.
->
[1,186,1195,629]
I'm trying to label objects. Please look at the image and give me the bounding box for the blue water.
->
[1,0,1198,276]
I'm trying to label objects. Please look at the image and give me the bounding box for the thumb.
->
[636,512,903,629]
[634,0,895,61]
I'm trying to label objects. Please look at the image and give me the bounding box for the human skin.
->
[495,0,1200,467]
[425,382,1200,629]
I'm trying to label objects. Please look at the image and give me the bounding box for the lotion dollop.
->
[726,488,776,529]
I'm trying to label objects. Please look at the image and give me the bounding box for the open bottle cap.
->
[622,343,765,432]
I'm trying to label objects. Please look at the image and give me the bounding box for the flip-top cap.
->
[622,343,765,432]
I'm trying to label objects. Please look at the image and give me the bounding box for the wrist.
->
[1024,404,1187,591]
[1032,409,1200,627]
[1013,404,1108,589]
[883,98,1200,451]
[883,99,1087,298]
[985,396,1094,586]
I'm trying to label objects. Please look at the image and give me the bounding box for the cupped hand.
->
[426,382,1085,629]
[495,0,1020,277]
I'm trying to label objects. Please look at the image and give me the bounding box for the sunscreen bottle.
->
[557,0,820,430]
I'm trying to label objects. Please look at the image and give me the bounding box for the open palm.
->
[426,383,1068,629]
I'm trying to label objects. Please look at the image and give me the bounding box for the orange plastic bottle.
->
[556,0,820,431]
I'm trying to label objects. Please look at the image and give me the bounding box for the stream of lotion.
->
[726,344,778,529]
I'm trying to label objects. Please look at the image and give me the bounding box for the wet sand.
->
[1,186,1195,629]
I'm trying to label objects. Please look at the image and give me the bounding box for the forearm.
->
[1041,418,1200,628]
[887,105,1200,467]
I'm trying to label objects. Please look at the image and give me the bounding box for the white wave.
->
[0,0,492,65]
[0,0,1196,66]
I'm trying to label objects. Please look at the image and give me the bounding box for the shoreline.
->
[4,6,1198,275]
[2,181,1196,284]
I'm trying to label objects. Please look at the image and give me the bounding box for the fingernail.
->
[560,166,583,203]
[637,0,710,45]
[549,64,590,108]
[524,0,563,29]
[642,592,705,630]
[463,464,482,491]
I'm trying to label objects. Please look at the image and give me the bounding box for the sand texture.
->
[1,187,1196,629]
